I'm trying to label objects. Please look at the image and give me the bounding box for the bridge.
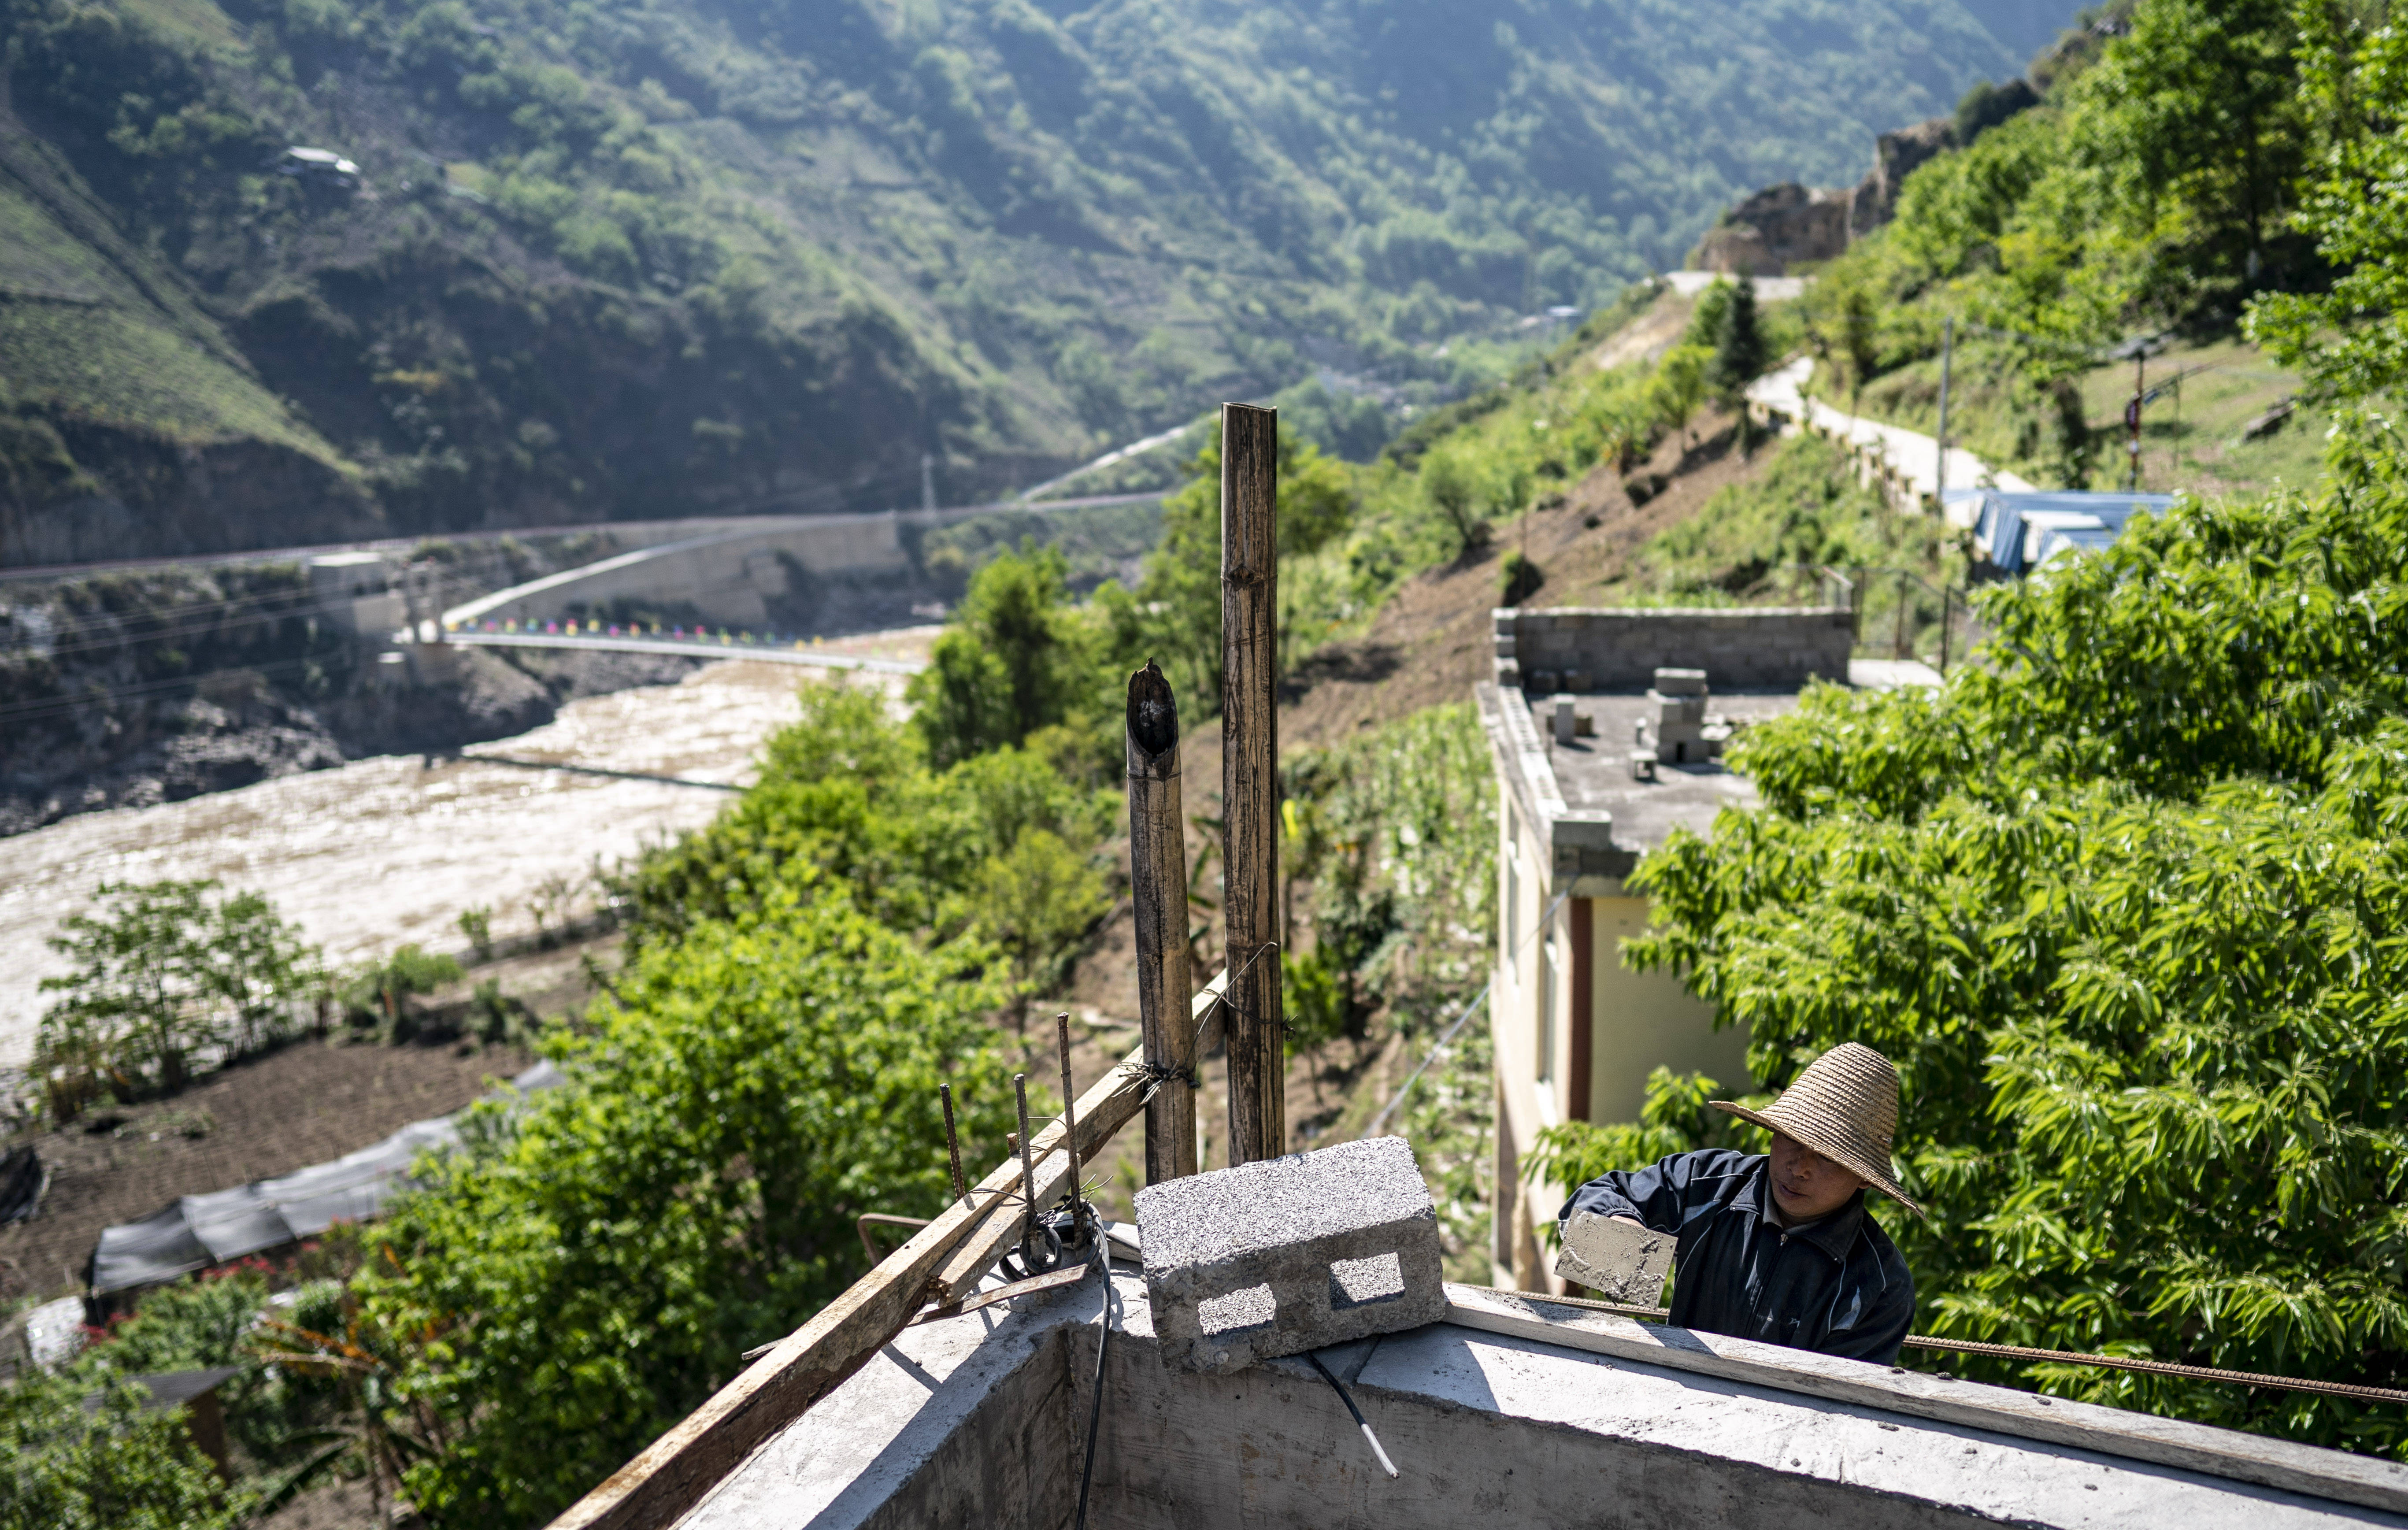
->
[431,627,928,674]
[433,492,1157,638]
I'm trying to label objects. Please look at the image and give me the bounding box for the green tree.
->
[611,682,1114,958]
[1652,344,1713,446]
[2249,11,2408,404]
[1420,447,1489,561]
[2072,0,2307,297]
[0,1371,249,1530]
[37,879,322,1111]
[1544,413,2408,1454]
[1707,274,1769,406]
[907,544,1082,768]
[361,888,1016,1526]
[974,826,1111,1019]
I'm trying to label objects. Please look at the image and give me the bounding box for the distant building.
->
[276,146,360,189]
[1953,489,2181,579]
[1479,604,1938,1294]
[307,551,402,637]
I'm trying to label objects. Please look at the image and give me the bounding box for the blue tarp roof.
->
[1955,489,2182,574]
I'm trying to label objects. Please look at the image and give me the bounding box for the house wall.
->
[1586,896,1753,1123]
[1491,776,1755,1293]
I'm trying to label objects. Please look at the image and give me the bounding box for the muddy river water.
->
[0,634,932,1067]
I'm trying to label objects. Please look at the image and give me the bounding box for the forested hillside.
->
[0,0,2059,561]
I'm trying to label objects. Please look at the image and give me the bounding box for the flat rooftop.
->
[1480,660,1939,893]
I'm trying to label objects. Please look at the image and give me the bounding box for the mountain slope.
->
[0,0,2068,559]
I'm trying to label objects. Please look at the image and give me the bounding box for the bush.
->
[341,945,464,1039]
[1498,550,1544,605]
[0,1371,248,1530]
[359,889,1018,1526]
[35,881,323,1116]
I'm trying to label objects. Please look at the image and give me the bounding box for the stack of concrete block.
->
[1134,1136,1446,1375]
[1647,668,1716,765]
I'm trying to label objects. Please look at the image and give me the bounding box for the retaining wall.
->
[1494,604,1855,691]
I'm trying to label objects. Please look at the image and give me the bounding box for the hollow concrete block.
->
[1135,1136,1445,1375]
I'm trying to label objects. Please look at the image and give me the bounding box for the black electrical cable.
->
[1072,1235,1115,1530]
[1306,1350,1399,1478]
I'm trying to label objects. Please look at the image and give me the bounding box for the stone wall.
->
[1493,605,1854,691]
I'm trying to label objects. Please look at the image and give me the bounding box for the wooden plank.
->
[1442,1287,2408,1515]
[1219,400,1284,1166]
[547,971,1228,1530]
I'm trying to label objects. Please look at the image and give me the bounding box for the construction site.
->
[536,408,2408,1530]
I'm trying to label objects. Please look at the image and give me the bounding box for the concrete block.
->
[1555,1210,1677,1304]
[1552,810,1615,850]
[1653,667,1707,696]
[1135,1137,1445,1375]
[1552,695,1576,745]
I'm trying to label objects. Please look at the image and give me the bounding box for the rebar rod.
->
[939,1083,969,1206]
[1013,1074,1040,1267]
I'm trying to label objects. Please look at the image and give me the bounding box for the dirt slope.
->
[1284,408,1763,749]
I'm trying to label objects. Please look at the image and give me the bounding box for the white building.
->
[1478,602,1936,1292]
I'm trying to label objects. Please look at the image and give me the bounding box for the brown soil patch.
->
[1283,408,1768,749]
[0,1037,531,1301]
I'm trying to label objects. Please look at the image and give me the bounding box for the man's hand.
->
[1609,1215,1645,1230]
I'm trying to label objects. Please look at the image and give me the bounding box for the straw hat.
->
[1712,1043,1923,1217]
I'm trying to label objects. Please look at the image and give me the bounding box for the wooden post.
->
[1934,316,1953,506]
[1127,661,1197,1183]
[1220,402,1284,1165]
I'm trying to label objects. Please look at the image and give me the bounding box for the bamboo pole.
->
[1126,660,1197,1183]
[1220,401,1284,1166]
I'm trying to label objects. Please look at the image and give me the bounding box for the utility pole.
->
[2127,352,2145,492]
[921,452,937,515]
[1934,317,1953,507]
[1220,402,1284,1167]
[1127,661,1197,1184]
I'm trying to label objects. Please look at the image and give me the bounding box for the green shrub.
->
[35,881,323,1115]
[0,1371,248,1530]
[359,889,1017,1526]
[341,945,464,1039]
[1498,550,1544,605]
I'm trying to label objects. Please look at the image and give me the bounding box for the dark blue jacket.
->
[1560,1148,1914,1363]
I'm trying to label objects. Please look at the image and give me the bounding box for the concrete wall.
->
[1586,895,1752,1123]
[684,1268,2403,1530]
[1494,604,1853,691]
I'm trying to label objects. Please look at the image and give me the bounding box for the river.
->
[0,630,934,1067]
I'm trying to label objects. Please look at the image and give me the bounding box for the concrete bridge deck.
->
[433,630,929,674]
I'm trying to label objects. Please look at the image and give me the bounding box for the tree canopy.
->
[1543,405,2408,1453]
[361,886,1016,1524]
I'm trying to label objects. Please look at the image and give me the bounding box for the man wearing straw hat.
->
[1559,1042,1920,1363]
